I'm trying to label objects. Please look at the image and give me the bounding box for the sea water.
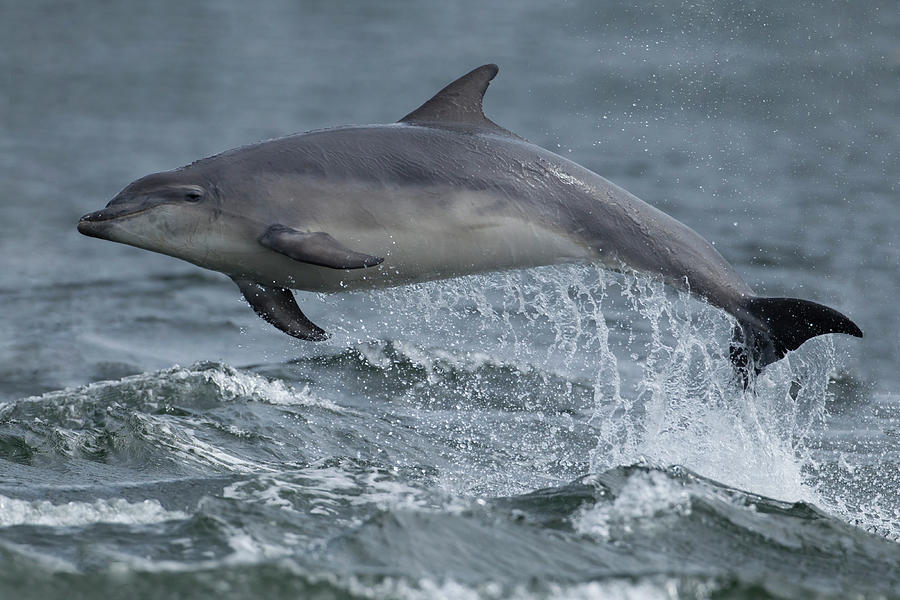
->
[1,1,898,598]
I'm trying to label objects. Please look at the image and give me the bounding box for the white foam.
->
[202,364,342,411]
[138,415,273,473]
[16,362,340,413]
[573,470,693,540]
[222,527,291,563]
[338,575,693,600]
[222,466,433,516]
[0,495,186,528]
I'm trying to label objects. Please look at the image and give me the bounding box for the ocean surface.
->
[1,1,898,598]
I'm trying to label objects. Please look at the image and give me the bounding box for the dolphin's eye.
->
[184,189,203,202]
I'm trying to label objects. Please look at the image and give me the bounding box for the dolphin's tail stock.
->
[729,297,863,386]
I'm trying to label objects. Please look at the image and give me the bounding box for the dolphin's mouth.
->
[77,212,112,238]
[77,203,156,238]
[79,205,149,223]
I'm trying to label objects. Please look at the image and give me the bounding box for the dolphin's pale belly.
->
[241,200,594,293]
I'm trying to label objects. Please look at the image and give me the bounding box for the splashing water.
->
[589,273,838,503]
[312,264,843,507]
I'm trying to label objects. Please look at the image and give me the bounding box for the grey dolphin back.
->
[398,63,519,138]
[730,296,863,384]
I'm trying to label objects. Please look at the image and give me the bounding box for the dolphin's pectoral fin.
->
[232,277,329,341]
[259,224,384,269]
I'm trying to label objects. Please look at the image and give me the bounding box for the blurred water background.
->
[1,1,898,598]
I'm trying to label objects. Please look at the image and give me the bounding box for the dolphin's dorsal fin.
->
[399,64,517,137]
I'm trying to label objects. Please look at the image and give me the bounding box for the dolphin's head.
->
[78,170,221,264]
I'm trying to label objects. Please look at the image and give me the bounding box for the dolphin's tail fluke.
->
[729,297,862,384]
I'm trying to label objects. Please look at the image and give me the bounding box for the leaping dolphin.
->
[77,64,861,376]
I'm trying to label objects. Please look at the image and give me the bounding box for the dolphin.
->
[78,64,861,376]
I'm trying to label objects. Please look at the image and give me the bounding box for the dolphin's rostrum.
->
[78,64,862,378]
